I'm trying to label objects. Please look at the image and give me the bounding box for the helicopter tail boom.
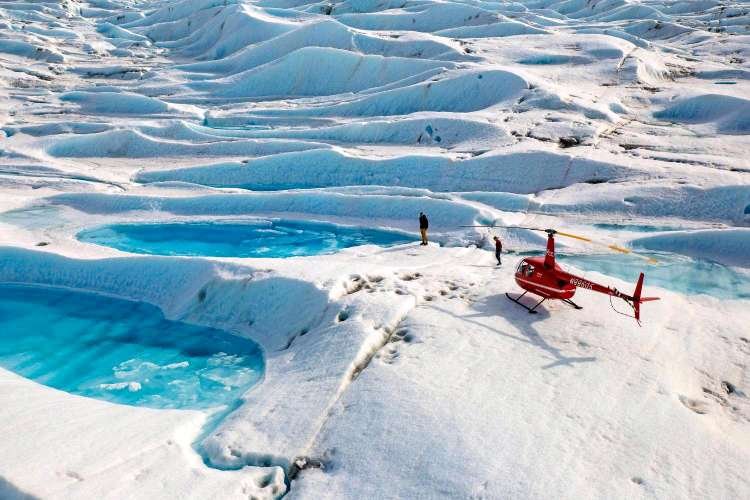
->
[565,271,660,324]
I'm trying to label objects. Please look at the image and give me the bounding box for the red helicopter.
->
[472,226,660,323]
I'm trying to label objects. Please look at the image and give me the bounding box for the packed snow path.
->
[0,0,749,498]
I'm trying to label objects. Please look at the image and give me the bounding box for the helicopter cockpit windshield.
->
[517,261,534,277]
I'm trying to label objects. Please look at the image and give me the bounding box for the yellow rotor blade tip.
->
[608,244,631,254]
[556,231,592,242]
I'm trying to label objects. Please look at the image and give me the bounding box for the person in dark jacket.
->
[493,235,502,266]
[419,212,429,245]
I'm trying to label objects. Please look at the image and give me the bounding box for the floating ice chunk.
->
[163,361,189,370]
[100,381,142,392]
[207,353,245,367]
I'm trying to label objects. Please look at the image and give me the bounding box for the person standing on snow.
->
[419,212,429,246]
[493,235,503,266]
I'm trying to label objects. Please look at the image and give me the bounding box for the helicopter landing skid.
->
[505,291,546,314]
[563,298,583,310]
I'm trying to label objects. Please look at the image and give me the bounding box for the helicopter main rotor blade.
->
[459,225,546,231]
[463,226,659,264]
[554,230,658,264]
[554,230,592,243]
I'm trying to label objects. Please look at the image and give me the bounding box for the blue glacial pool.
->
[78,220,413,258]
[558,253,750,299]
[0,284,264,410]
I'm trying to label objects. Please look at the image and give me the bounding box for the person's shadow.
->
[436,292,596,369]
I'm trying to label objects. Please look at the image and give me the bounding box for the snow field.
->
[0,0,748,498]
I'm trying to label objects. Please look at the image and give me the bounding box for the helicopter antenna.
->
[609,295,640,326]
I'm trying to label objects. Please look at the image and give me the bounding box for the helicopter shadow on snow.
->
[460,292,597,370]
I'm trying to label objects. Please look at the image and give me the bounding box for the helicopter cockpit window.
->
[517,262,535,277]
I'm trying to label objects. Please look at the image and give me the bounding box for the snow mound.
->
[97,22,151,44]
[46,129,326,158]
[177,18,463,78]
[0,39,65,63]
[623,20,692,40]
[633,229,750,268]
[136,150,633,193]
[194,116,508,147]
[654,94,750,134]
[437,21,548,38]
[337,2,499,32]
[135,121,241,142]
[195,47,454,98]
[0,246,327,356]
[595,4,670,23]
[120,0,239,28]
[540,184,750,224]
[142,3,296,60]
[252,69,528,117]
[518,54,595,65]
[50,191,484,230]
[61,91,170,115]
[3,122,110,137]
